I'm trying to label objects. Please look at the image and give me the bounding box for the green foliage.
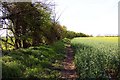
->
[1,2,55,48]
[66,30,90,39]
[51,40,65,54]
[2,60,23,78]
[1,37,14,50]
[71,37,119,78]
[2,39,67,78]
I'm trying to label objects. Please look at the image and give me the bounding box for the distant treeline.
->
[65,30,92,39]
[96,35,119,37]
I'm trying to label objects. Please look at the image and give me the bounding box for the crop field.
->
[71,37,120,78]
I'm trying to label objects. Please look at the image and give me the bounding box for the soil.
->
[60,44,78,80]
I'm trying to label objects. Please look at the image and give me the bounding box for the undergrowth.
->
[1,38,70,79]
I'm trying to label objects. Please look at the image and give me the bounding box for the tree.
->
[0,1,67,49]
[0,2,52,49]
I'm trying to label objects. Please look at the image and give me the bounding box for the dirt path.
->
[60,44,78,79]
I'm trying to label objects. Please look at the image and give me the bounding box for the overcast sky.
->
[0,0,119,36]
[55,0,119,36]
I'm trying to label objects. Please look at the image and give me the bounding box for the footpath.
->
[60,44,78,79]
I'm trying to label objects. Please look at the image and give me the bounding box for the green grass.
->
[71,37,119,78]
[1,39,69,79]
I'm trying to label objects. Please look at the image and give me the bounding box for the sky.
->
[0,0,119,36]
[55,0,119,36]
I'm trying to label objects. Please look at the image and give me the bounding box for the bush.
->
[2,60,23,78]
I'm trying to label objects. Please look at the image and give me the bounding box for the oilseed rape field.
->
[71,37,119,79]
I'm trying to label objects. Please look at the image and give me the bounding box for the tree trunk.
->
[18,40,22,48]
[23,40,28,48]
[15,39,19,49]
